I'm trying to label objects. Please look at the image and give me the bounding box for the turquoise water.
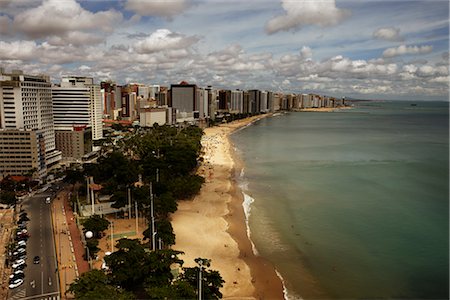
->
[231,101,449,299]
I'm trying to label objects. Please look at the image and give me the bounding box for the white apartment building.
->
[52,76,103,140]
[0,69,61,179]
[261,91,268,113]
[230,90,244,113]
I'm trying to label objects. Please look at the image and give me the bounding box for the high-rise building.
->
[170,82,197,122]
[52,76,103,140]
[230,90,244,113]
[248,90,261,113]
[0,69,61,179]
[218,90,231,111]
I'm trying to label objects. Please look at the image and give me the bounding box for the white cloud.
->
[266,0,350,34]
[0,40,38,61]
[300,46,313,59]
[429,76,449,83]
[373,27,403,41]
[79,65,91,71]
[13,0,122,38]
[125,0,190,18]
[134,29,200,54]
[47,32,104,47]
[383,45,433,58]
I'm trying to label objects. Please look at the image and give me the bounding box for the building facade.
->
[0,69,61,179]
[52,76,103,140]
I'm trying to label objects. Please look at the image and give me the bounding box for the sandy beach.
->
[171,115,284,299]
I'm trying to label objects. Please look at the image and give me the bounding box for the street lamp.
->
[85,231,93,269]
[196,258,210,300]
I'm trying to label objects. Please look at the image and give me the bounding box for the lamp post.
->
[85,231,93,269]
[196,258,210,300]
[150,182,156,251]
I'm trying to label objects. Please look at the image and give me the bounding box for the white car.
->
[14,247,26,252]
[12,259,25,269]
[17,240,26,246]
[9,270,24,278]
[45,197,51,204]
[9,278,24,289]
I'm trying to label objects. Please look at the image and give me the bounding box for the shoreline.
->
[171,114,284,299]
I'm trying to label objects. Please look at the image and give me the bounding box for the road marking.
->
[17,291,60,300]
[48,277,52,286]
[41,272,44,294]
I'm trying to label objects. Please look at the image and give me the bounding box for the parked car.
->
[12,254,26,262]
[9,273,24,280]
[13,264,26,271]
[12,249,26,256]
[12,259,26,269]
[9,270,24,278]
[9,278,24,289]
[16,233,29,240]
[17,240,26,247]
[19,215,30,222]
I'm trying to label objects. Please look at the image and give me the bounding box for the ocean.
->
[230,101,449,299]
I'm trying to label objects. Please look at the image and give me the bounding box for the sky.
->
[0,0,448,100]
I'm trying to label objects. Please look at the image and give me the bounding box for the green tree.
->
[86,238,100,259]
[177,258,225,300]
[105,239,149,290]
[143,218,175,247]
[82,215,110,238]
[0,191,16,205]
[68,270,133,299]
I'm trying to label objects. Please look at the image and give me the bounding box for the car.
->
[13,264,26,271]
[13,247,26,253]
[45,197,51,204]
[15,243,26,249]
[9,270,24,278]
[17,240,26,246]
[12,259,25,268]
[9,273,24,280]
[12,249,26,256]
[19,217,30,223]
[33,256,40,264]
[12,255,26,262]
[16,232,29,239]
[15,235,28,242]
[9,278,24,289]
[19,212,27,218]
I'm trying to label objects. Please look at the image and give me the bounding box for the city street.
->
[8,190,60,300]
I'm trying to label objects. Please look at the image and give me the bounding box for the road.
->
[8,189,60,300]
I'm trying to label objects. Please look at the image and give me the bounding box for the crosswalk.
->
[8,289,60,300]
[8,287,25,300]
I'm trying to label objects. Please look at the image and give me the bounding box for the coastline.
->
[171,114,284,299]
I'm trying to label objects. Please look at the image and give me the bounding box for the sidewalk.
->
[0,208,15,300]
[52,189,88,299]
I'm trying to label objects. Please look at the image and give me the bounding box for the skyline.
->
[0,0,449,101]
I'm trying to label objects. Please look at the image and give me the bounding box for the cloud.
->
[300,46,313,59]
[13,0,122,38]
[383,45,433,58]
[429,76,449,83]
[0,15,13,35]
[47,32,105,46]
[0,40,37,61]
[373,27,404,41]
[134,29,200,54]
[266,0,350,34]
[125,0,190,18]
